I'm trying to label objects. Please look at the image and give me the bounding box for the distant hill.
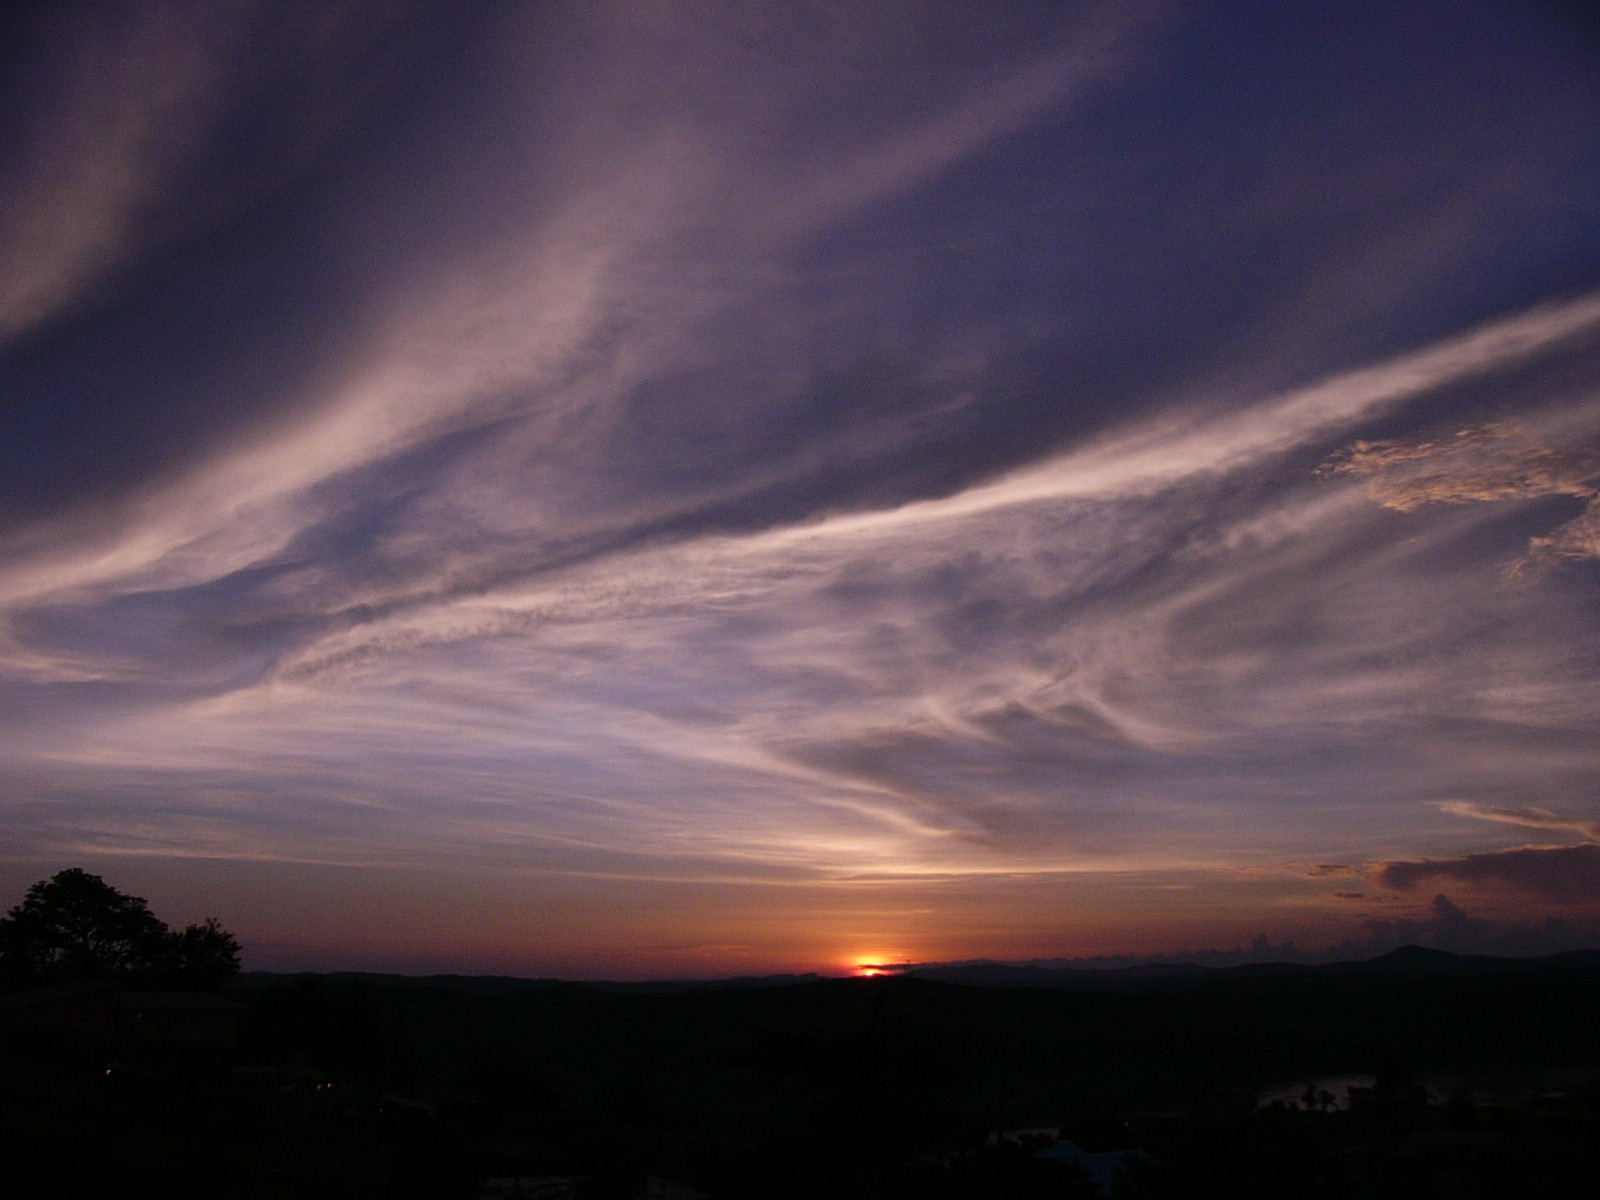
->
[235,969,827,995]
[230,945,1600,1134]
[903,945,1600,991]
[905,959,1212,991]
[236,945,1600,996]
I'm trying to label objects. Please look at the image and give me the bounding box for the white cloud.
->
[0,1,253,338]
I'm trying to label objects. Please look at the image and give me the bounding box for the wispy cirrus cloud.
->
[0,0,398,344]
[0,1,251,339]
[2,2,1598,971]
[1436,801,1600,842]
[7,290,1594,890]
[0,3,1153,616]
[8,287,1600,887]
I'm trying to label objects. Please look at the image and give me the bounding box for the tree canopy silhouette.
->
[0,868,240,991]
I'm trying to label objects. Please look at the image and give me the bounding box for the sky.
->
[2,1,1599,979]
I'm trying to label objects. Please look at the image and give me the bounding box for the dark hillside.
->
[8,949,1600,1196]
[254,952,1600,1131]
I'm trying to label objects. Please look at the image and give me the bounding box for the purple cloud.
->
[1321,422,1600,576]
[1376,844,1600,903]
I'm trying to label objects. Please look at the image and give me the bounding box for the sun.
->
[849,953,903,978]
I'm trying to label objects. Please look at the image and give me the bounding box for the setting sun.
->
[849,955,905,978]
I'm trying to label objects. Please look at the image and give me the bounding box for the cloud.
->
[1521,500,1600,574]
[234,287,1600,685]
[1336,891,1600,959]
[8,290,1600,884]
[1375,844,1600,903]
[1321,421,1600,574]
[1437,800,1600,842]
[0,3,1598,972]
[0,1,404,345]
[0,2,251,339]
[1321,423,1596,509]
[0,4,1159,616]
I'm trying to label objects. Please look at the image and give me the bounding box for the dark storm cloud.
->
[1376,845,1600,903]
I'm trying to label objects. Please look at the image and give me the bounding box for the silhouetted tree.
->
[0,868,240,990]
[150,913,244,988]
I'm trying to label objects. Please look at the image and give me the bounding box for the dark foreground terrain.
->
[3,946,1598,1197]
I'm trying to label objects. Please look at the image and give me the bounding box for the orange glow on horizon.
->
[849,953,906,977]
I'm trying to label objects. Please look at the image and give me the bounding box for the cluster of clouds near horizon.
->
[2,1,1599,977]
